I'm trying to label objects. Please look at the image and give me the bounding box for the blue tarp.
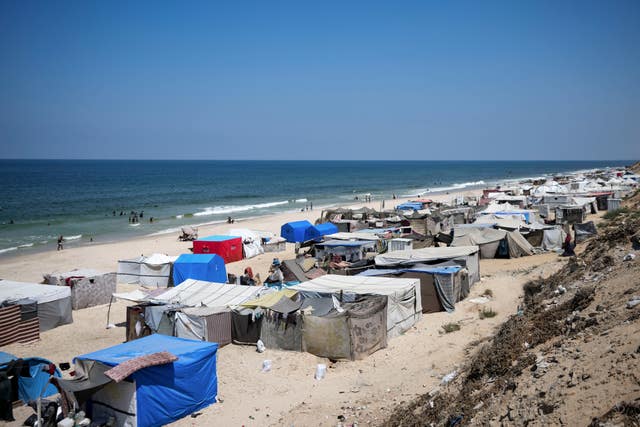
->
[0,351,61,402]
[76,335,218,427]
[396,202,424,211]
[358,266,461,276]
[173,254,227,285]
[280,220,320,243]
[313,222,339,236]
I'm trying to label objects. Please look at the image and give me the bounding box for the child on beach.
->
[57,235,64,251]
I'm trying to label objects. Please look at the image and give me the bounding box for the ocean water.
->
[0,159,631,255]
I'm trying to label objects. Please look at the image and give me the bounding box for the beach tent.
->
[302,295,388,361]
[313,222,339,237]
[541,228,567,251]
[396,202,424,211]
[452,227,533,259]
[172,254,227,285]
[0,352,61,404]
[375,246,481,286]
[150,279,264,307]
[229,228,264,259]
[359,265,465,313]
[44,269,116,310]
[290,274,422,338]
[59,335,218,427]
[280,220,320,243]
[117,254,177,287]
[193,235,243,263]
[0,280,72,332]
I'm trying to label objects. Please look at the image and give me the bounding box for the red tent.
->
[193,235,243,263]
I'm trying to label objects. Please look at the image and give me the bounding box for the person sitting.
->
[264,259,284,285]
[240,267,255,286]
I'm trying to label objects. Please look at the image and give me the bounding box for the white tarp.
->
[229,228,264,259]
[0,280,70,304]
[0,280,73,331]
[150,279,266,308]
[325,232,381,241]
[290,274,422,338]
[375,246,480,285]
[117,253,177,287]
[542,228,567,251]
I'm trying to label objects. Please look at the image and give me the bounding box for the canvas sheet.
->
[290,275,421,338]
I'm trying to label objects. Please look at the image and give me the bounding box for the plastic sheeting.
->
[117,254,176,287]
[229,228,264,259]
[0,281,73,331]
[375,246,480,286]
[172,254,227,285]
[45,270,116,309]
[280,220,320,243]
[0,352,61,402]
[76,334,218,427]
[303,295,388,361]
[290,275,422,338]
[542,228,567,251]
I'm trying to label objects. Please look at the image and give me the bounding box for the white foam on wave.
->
[65,234,82,240]
[18,243,34,248]
[401,180,487,197]
[176,214,184,219]
[0,247,18,254]
[295,198,308,203]
[194,200,289,217]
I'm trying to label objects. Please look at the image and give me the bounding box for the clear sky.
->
[1,0,639,160]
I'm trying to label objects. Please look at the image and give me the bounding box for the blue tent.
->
[396,202,424,211]
[313,222,339,236]
[173,254,227,285]
[0,351,61,402]
[280,220,320,243]
[76,335,218,427]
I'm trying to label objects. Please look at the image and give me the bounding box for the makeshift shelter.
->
[114,280,265,343]
[574,221,597,244]
[172,254,227,285]
[263,236,287,253]
[0,302,39,346]
[229,228,264,259]
[314,240,376,263]
[44,269,116,310]
[0,280,72,332]
[193,235,243,263]
[541,228,567,251]
[0,352,61,404]
[178,226,198,241]
[117,254,177,287]
[359,265,466,313]
[375,246,481,286]
[452,228,533,259]
[280,220,320,243]
[241,290,304,351]
[58,335,218,427]
[290,275,422,338]
[313,222,339,236]
[555,206,586,225]
[302,295,388,361]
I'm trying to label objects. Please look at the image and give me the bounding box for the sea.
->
[0,160,632,256]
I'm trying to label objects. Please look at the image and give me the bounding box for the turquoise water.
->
[0,160,631,255]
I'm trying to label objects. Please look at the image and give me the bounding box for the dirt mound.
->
[383,207,640,426]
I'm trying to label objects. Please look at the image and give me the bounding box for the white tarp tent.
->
[0,280,73,331]
[148,279,266,308]
[375,246,481,286]
[117,253,177,287]
[229,228,264,259]
[290,274,422,338]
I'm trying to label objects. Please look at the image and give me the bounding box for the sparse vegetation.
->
[479,307,497,319]
[442,322,461,333]
[481,288,493,298]
[602,207,631,221]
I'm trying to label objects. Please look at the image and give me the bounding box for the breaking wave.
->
[401,180,487,197]
[193,200,289,217]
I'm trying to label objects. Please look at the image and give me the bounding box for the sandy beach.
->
[0,189,581,426]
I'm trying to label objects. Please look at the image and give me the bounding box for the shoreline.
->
[0,189,480,283]
[0,161,629,259]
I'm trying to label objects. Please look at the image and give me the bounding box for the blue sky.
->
[1,1,639,160]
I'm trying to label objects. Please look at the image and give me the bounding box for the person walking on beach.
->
[57,235,64,251]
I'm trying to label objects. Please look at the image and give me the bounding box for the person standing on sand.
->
[57,235,64,251]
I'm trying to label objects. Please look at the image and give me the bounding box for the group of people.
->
[237,258,284,287]
[113,210,153,223]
